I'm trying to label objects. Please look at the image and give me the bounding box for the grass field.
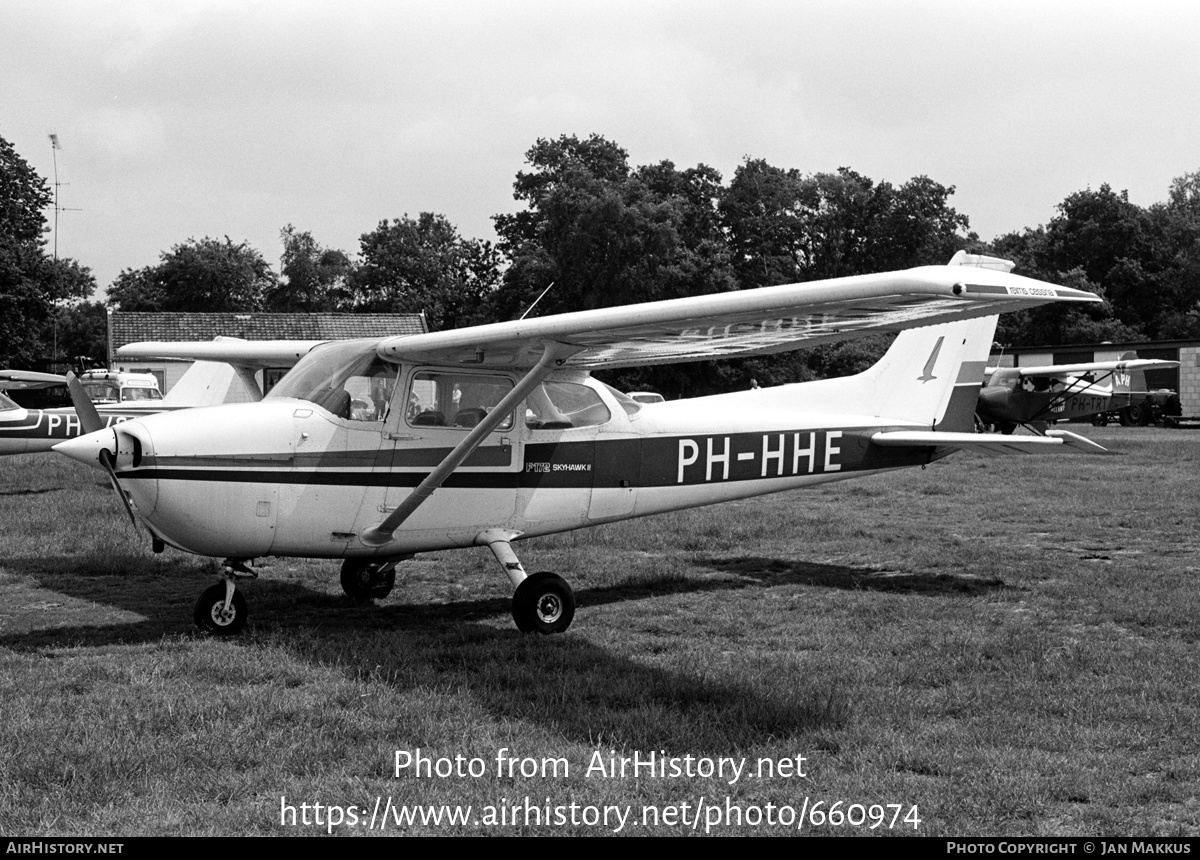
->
[1,426,1197,836]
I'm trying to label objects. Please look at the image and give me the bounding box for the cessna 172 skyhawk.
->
[55,253,1102,636]
[976,354,1180,434]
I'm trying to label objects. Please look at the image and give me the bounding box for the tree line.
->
[3,131,1198,397]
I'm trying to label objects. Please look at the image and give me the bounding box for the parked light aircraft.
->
[0,342,320,457]
[55,253,1103,636]
[977,353,1180,434]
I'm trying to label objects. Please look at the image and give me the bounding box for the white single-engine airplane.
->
[55,253,1102,636]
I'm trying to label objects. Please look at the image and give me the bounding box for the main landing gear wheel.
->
[340,560,397,601]
[1120,404,1145,426]
[194,583,248,636]
[512,571,575,635]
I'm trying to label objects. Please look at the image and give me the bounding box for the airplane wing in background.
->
[374,262,1101,370]
[116,337,325,368]
[0,370,67,390]
[987,358,1180,377]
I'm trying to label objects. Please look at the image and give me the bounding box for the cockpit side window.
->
[407,371,513,430]
[0,391,19,411]
[266,340,397,421]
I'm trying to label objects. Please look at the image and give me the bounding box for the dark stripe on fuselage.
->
[115,428,935,490]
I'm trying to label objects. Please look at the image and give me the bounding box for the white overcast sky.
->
[3,0,1198,295]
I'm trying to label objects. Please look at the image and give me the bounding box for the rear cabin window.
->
[526,381,611,429]
[407,371,513,430]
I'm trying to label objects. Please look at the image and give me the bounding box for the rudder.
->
[854,316,997,431]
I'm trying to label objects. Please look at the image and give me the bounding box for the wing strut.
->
[358,341,584,548]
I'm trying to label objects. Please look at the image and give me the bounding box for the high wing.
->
[116,336,325,368]
[374,260,1100,369]
[116,337,327,402]
[987,358,1179,377]
[0,369,67,390]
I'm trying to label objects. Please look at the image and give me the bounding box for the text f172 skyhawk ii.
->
[56,253,1102,635]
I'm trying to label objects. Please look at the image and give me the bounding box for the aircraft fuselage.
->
[61,374,935,561]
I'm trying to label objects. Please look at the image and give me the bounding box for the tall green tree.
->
[720,162,971,288]
[350,213,500,331]
[493,135,735,320]
[108,236,275,312]
[0,133,95,367]
[266,224,353,312]
[989,176,1200,345]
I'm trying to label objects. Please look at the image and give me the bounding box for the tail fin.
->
[848,316,997,431]
[1113,350,1147,399]
[160,360,241,407]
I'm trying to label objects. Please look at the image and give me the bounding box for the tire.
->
[1119,405,1144,427]
[512,572,575,635]
[340,560,396,601]
[194,583,247,635]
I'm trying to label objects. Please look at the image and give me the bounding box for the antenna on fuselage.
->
[518,281,555,320]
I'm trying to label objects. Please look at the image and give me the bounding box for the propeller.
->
[65,372,140,528]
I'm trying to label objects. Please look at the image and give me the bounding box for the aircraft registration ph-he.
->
[55,253,1103,636]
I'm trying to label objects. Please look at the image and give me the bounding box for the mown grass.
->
[0,426,1197,836]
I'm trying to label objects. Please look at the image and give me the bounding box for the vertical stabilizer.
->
[1113,351,1148,399]
[161,361,240,407]
[852,316,997,431]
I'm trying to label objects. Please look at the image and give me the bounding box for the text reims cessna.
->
[55,253,1101,636]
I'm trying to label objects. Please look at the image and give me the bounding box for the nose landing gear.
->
[194,581,248,635]
[193,559,256,636]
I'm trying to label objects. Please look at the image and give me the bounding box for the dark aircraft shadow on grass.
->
[692,556,1015,597]
[0,550,1011,652]
[0,551,1010,750]
[0,555,882,751]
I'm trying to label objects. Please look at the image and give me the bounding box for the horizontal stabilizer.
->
[1044,428,1110,453]
[871,430,1107,455]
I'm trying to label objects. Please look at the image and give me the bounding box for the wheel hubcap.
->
[536,593,562,624]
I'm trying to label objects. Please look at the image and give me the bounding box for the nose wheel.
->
[194,582,248,635]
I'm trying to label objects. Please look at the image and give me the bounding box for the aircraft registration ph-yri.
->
[54,252,1103,637]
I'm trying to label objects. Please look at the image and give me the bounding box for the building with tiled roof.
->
[108,311,427,399]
